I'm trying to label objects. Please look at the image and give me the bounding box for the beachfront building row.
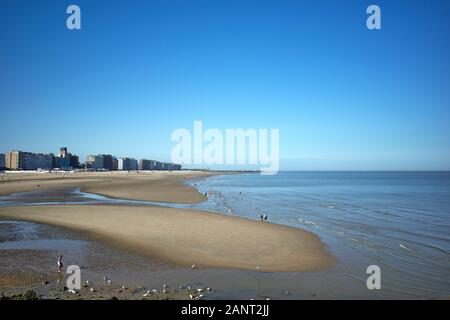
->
[138,159,181,171]
[2,148,80,171]
[117,157,138,171]
[85,154,114,170]
[0,148,181,171]
[4,150,54,170]
[84,155,181,171]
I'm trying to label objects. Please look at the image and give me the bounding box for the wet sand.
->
[0,205,334,272]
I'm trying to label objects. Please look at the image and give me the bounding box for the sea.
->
[189,171,450,298]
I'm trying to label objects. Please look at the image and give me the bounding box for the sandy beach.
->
[0,171,222,203]
[0,171,334,276]
[0,204,334,272]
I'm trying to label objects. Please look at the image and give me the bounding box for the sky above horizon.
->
[1,0,449,170]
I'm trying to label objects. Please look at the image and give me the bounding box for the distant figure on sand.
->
[264,214,268,222]
[260,214,264,222]
[57,255,63,273]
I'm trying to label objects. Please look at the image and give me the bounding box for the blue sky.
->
[1,0,449,170]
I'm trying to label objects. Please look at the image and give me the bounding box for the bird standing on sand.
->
[57,255,63,273]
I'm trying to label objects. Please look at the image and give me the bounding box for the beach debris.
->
[44,281,49,285]
[191,264,197,270]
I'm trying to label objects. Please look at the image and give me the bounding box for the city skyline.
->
[1,0,449,171]
[0,147,181,171]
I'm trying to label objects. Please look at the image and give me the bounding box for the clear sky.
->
[1,0,449,170]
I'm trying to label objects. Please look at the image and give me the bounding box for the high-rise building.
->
[112,157,118,171]
[5,150,53,170]
[5,150,22,170]
[85,155,96,168]
[118,158,138,170]
[53,147,79,169]
[138,159,156,170]
[102,154,113,170]
[88,154,114,170]
[59,147,68,158]
[69,154,79,168]
[0,153,5,170]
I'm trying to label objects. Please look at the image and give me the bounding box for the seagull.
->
[198,294,204,299]
[151,289,158,293]
[90,288,96,293]
[206,287,211,292]
[189,294,194,300]
[85,280,90,286]
[187,285,191,290]
[121,285,126,290]
[143,290,150,297]
[197,288,204,293]
[191,264,197,270]
[179,285,185,290]
[68,289,77,294]
[163,284,168,288]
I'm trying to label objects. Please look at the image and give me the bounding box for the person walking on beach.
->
[264,214,268,222]
[57,255,63,273]
[260,214,264,222]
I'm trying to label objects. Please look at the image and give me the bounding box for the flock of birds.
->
[62,262,285,300]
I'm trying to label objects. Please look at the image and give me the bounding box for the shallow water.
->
[189,172,450,298]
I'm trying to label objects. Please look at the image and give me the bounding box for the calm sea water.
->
[191,171,450,298]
